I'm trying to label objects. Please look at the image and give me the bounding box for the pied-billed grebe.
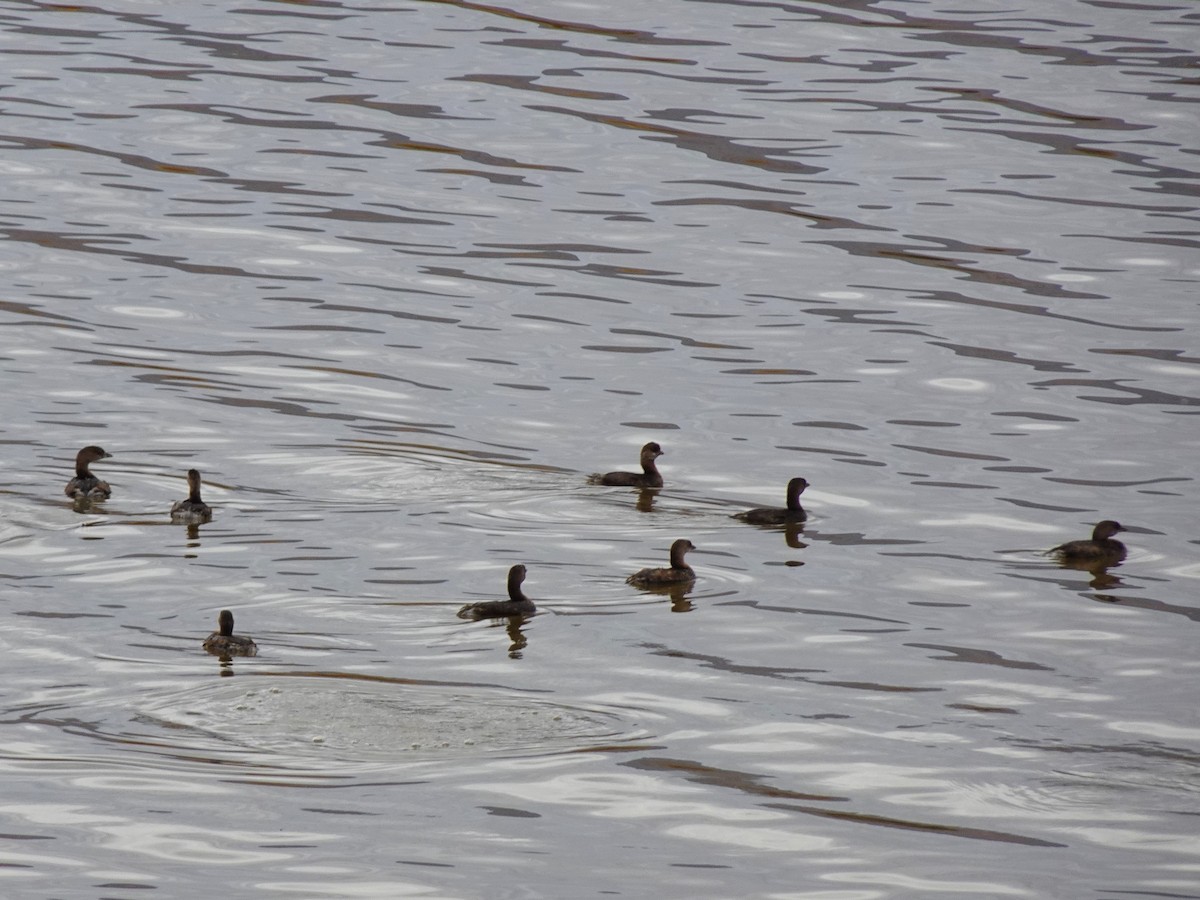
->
[170,468,213,524]
[590,441,664,488]
[202,609,257,657]
[457,564,537,620]
[734,476,809,525]
[64,445,112,500]
[1049,520,1127,562]
[627,538,696,587]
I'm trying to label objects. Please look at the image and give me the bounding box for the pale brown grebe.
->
[64,446,112,500]
[170,469,213,524]
[627,538,696,587]
[202,609,257,657]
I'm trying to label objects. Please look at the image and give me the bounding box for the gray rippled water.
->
[1,0,1197,897]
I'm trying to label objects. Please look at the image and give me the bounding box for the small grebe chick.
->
[734,476,809,525]
[171,469,213,523]
[1049,520,1127,562]
[627,538,696,587]
[457,564,537,620]
[64,446,112,500]
[591,442,664,488]
[202,609,257,657]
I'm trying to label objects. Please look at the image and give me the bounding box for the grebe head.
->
[641,442,663,461]
[76,446,111,471]
[786,477,809,506]
[670,538,695,566]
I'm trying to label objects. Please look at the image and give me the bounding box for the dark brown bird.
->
[591,442,664,488]
[1049,520,1127,563]
[734,477,809,525]
[457,564,537,620]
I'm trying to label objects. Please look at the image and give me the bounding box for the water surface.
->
[1,0,1197,897]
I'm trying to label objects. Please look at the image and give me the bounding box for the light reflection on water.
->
[0,0,1197,896]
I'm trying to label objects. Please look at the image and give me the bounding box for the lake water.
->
[1,0,1197,897]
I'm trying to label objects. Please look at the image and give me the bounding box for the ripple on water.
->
[136,676,636,771]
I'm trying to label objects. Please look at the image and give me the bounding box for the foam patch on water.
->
[139,676,630,767]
